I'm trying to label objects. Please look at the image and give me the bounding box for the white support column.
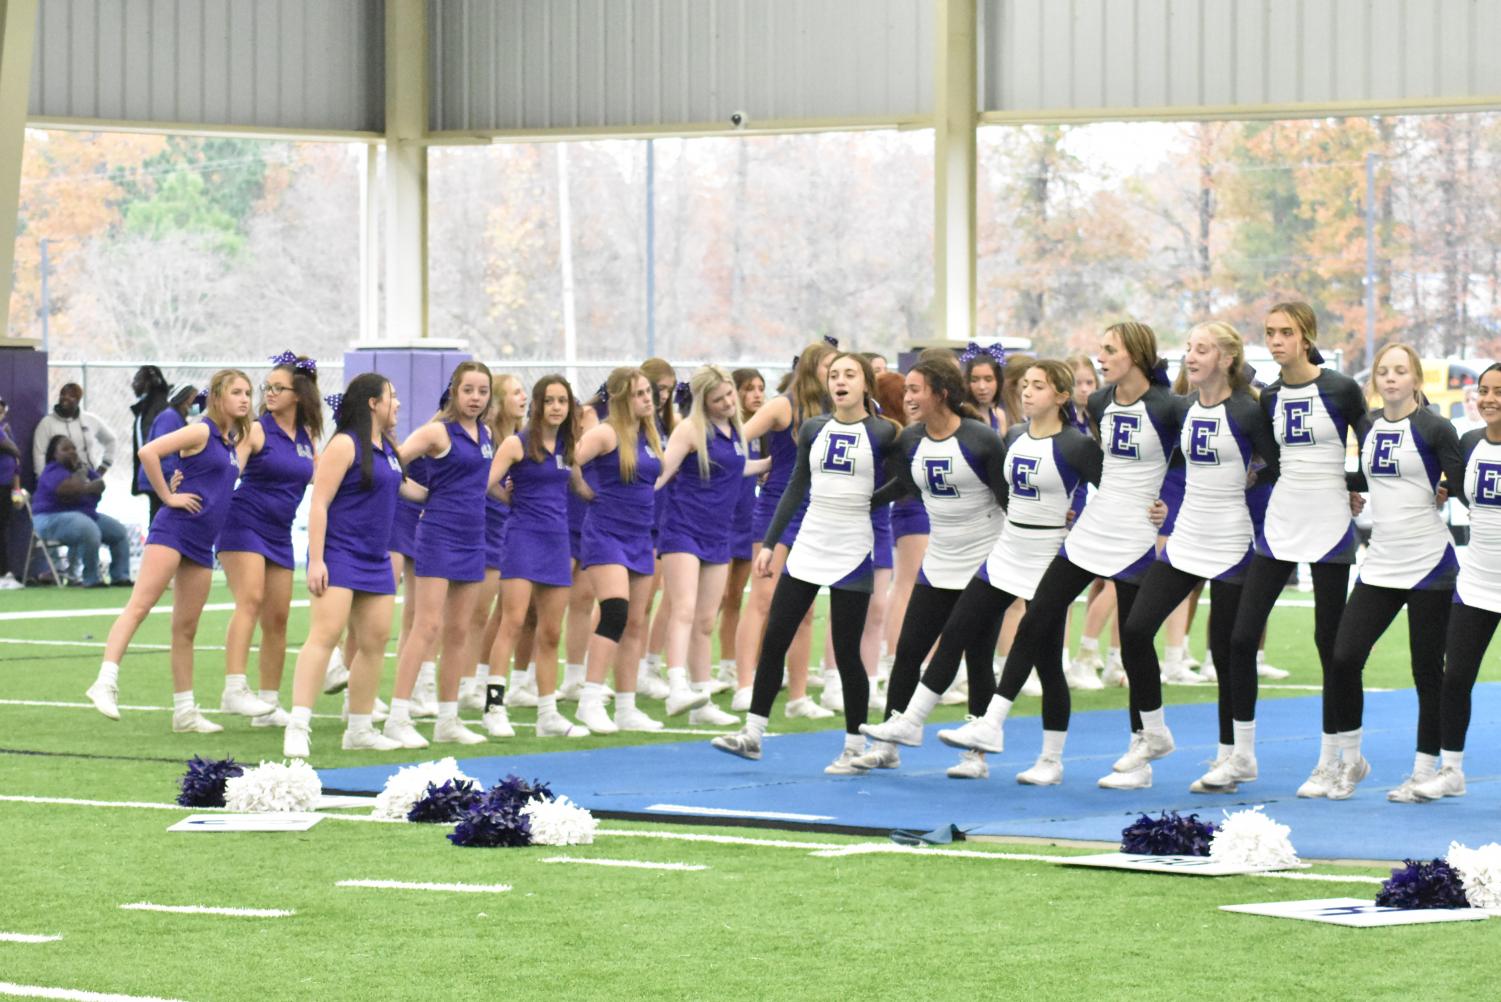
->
[0,0,38,344]
[933,0,978,344]
[384,0,428,342]
[358,143,381,343]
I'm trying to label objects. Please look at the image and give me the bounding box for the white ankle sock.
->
[1217,742,1234,761]
[348,713,372,731]
[1078,636,1099,655]
[388,697,412,723]
[615,691,636,713]
[843,733,863,753]
[172,691,194,713]
[666,666,689,689]
[437,701,458,723]
[1317,733,1339,768]
[224,673,248,691]
[745,713,769,740]
[258,689,278,706]
[906,684,941,723]
[1232,720,1256,756]
[417,661,436,684]
[290,705,313,728]
[983,694,1014,726]
[98,661,120,687]
[475,662,491,683]
[1414,751,1438,776]
[1041,729,1067,757]
[537,694,558,714]
[563,663,585,688]
[1140,707,1166,731]
[1338,728,1363,758]
[1441,749,1464,771]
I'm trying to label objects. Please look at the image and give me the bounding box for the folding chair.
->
[20,495,68,588]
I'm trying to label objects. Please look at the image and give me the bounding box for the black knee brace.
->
[595,597,629,643]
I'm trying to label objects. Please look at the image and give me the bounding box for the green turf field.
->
[1,579,1494,1001]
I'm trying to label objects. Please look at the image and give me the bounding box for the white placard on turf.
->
[1059,852,1303,876]
[169,813,323,832]
[1220,897,1491,927]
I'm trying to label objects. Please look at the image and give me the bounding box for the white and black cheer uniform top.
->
[1353,406,1463,591]
[1062,383,1179,582]
[980,423,1102,599]
[875,418,1007,589]
[1256,370,1368,564]
[1456,429,1501,612]
[763,413,899,593]
[1161,390,1280,582]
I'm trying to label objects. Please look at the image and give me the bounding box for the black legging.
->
[1230,556,1350,734]
[1120,562,1244,744]
[750,574,871,734]
[883,582,998,720]
[1439,601,1501,752]
[1330,582,1449,755]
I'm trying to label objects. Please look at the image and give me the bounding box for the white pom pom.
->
[223,759,322,813]
[1208,806,1299,870]
[521,795,598,846]
[372,757,478,821]
[1446,841,1501,909]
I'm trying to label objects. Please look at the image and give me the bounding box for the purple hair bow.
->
[823,335,839,349]
[959,341,1006,367]
[324,393,344,418]
[193,389,208,410]
[1149,360,1171,387]
[674,381,692,410]
[269,350,317,376]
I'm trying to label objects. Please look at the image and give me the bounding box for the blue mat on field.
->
[318,684,1501,861]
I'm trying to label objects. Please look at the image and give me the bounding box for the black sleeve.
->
[1228,391,1280,485]
[954,418,1009,509]
[871,423,921,507]
[762,416,826,549]
[1331,372,1374,451]
[1085,386,1112,439]
[1455,428,1485,506]
[1412,408,1466,498]
[1142,385,1184,461]
[1055,426,1104,488]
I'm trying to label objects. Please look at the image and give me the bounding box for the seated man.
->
[31,436,132,588]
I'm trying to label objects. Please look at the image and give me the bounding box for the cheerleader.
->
[716,368,767,694]
[655,365,769,725]
[943,324,1177,788]
[382,362,495,748]
[636,357,679,699]
[857,357,1008,767]
[87,370,254,731]
[1323,345,1463,801]
[559,400,601,701]
[216,352,320,727]
[1226,302,1369,799]
[964,342,1009,433]
[572,367,668,733]
[1413,363,1501,801]
[733,342,837,715]
[1120,322,1278,793]
[135,382,199,525]
[485,374,587,737]
[713,352,899,773]
[283,374,422,757]
[1063,354,1111,691]
[859,360,1100,782]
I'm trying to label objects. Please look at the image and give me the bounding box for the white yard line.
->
[594,828,837,850]
[645,804,834,822]
[0,933,62,944]
[0,983,190,1002]
[540,856,706,871]
[119,902,293,918]
[0,794,400,823]
[336,879,511,894]
[808,843,1061,862]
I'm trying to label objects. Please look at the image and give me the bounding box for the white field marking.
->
[0,794,402,823]
[119,902,293,918]
[336,879,511,893]
[808,843,1061,863]
[0,600,299,623]
[0,983,189,1002]
[0,636,392,660]
[645,804,835,822]
[540,856,707,871]
[1257,871,1385,886]
[594,828,837,850]
[0,933,62,944]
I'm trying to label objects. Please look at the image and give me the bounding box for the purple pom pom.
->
[447,783,538,848]
[1120,811,1216,856]
[407,778,483,824]
[1376,859,1469,910]
[176,756,244,808]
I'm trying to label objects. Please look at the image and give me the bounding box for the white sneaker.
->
[948,749,990,780]
[858,712,924,748]
[1181,651,1201,671]
[689,703,739,727]
[1198,654,1218,684]
[482,707,515,738]
[711,730,762,760]
[937,714,1004,754]
[1412,765,1466,801]
[458,678,486,712]
[505,680,540,708]
[372,696,389,724]
[1019,670,1043,698]
[220,685,275,717]
[1098,764,1153,789]
[819,671,844,713]
[410,681,439,719]
[1112,729,1174,772]
[731,686,753,712]
[1387,772,1437,804]
[665,684,710,716]
[785,696,834,720]
[536,710,590,738]
[638,671,671,701]
[940,673,970,705]
[172,707,223,734]
[851,741,901,770]
[824,747,872,776]
[1192,752,1257,793]
[342,727,401,751]
[251,705,291,729]
[1072,650,1103,675]
[381,717,430,750]
[1295,763,1340,798]
[558,677,588,701]
[86,680,120,720]
[1101,653,1128,688]
[1326,755,1371,801]
[1016,754,1063,786]
[804,667,823,688]
[1256,657,1290,680]
[576,700,620,735]
[283,722,311,758]
[615,706,665,732]
[704,677,734,696]
[1160,660,1204,686]
[0,572,22,590]
[322,651,349,694]
[433,716,487,745]
[1065,658,1105,690]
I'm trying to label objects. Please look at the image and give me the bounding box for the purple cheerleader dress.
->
[216,413,315,569]
[890,494,930,539]
[146,425,241,567]
[499,431,573,587]
[657,423,747,565]
[323,433,403,594]
[387,456,428,560]
[729,436,761,561]
[414,421,492,583]
[581,434,661,577]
